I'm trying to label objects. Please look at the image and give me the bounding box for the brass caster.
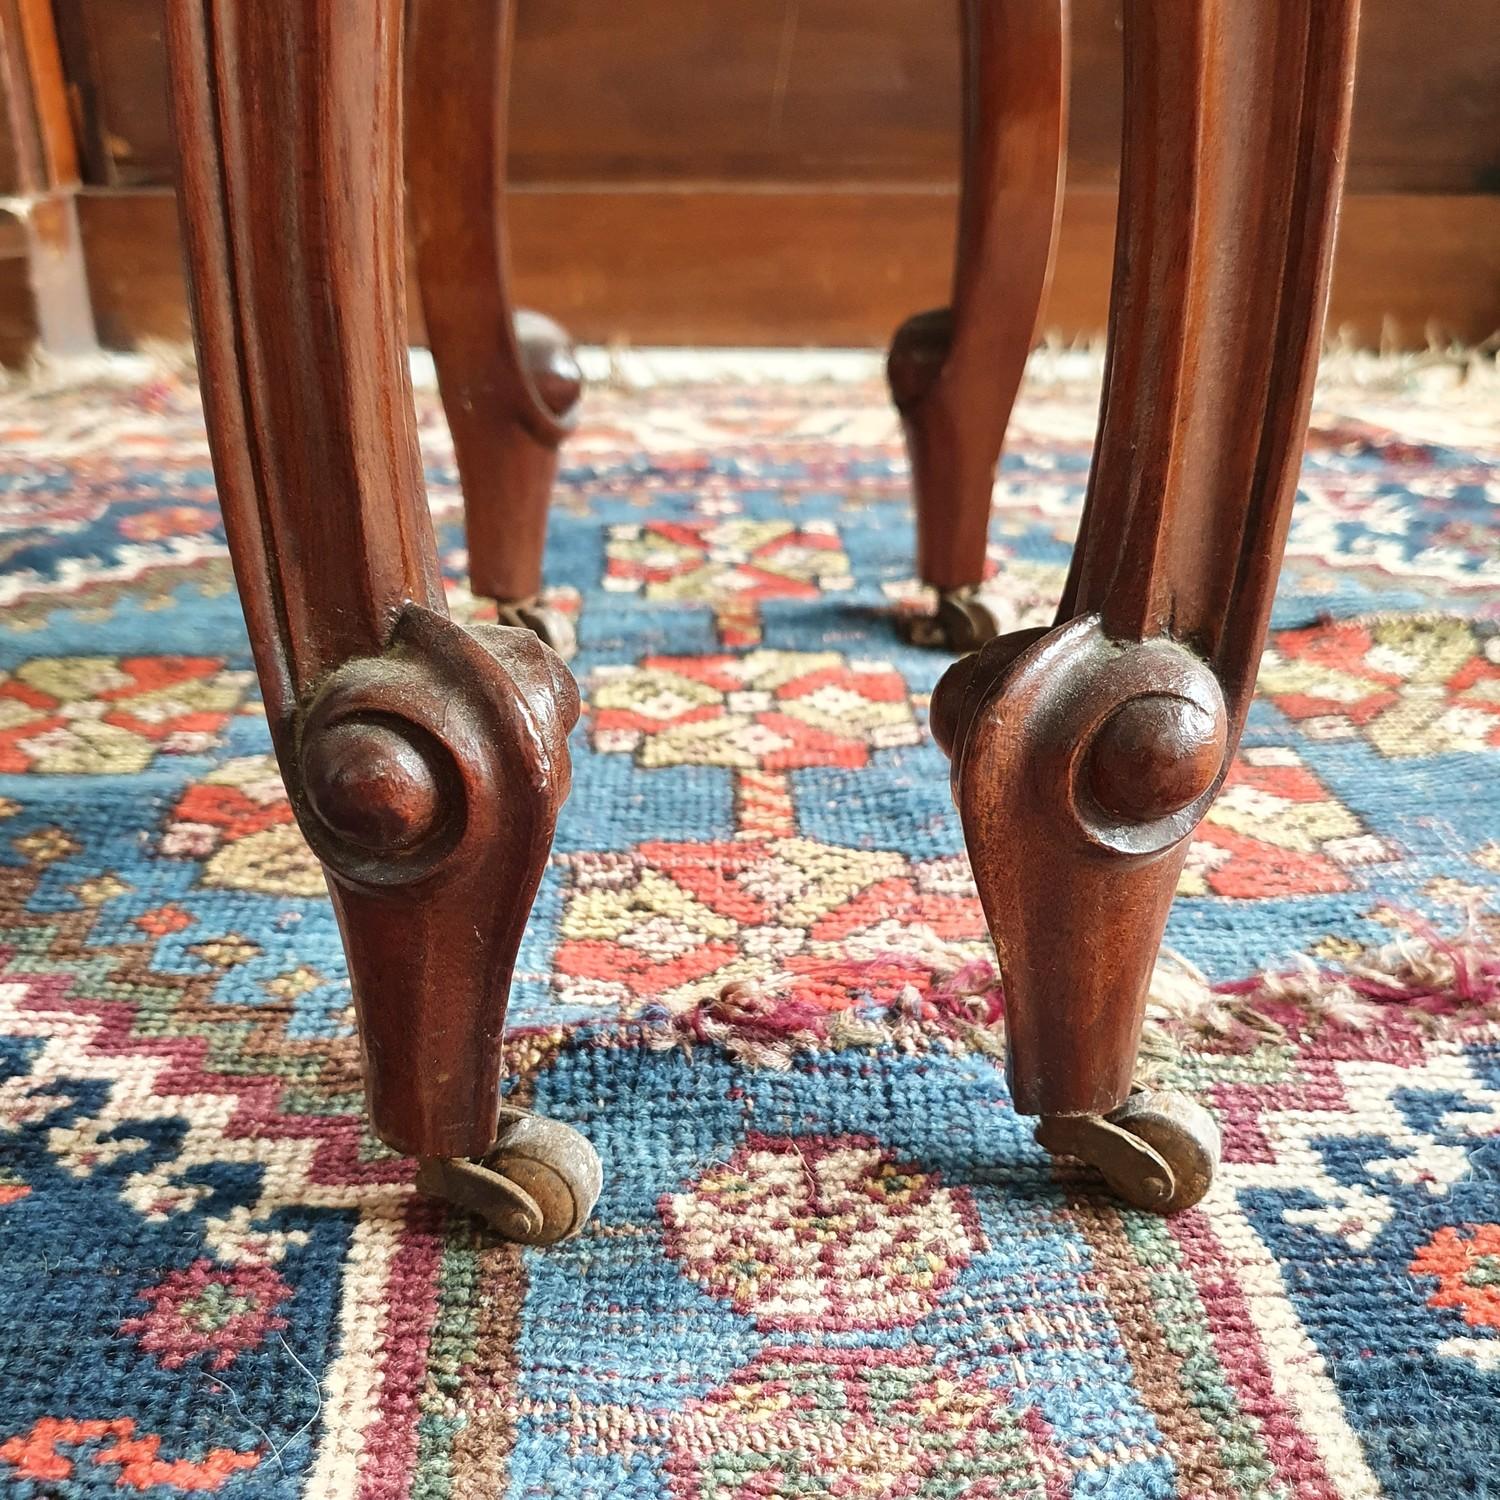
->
[496,597,577,660]
[1035,1090,1220,1215]
[899,585,1001,653]
[416,1113,603,1245]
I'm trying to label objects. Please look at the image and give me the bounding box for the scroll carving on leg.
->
[931,0,1361,1211]
[888,0,1067,651]
[932,621,1227,1212]
[166,0,599,1242]
[407,0,582,658]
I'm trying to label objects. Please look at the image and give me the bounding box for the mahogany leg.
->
[407,0,581,659]
[166,0,599,1243]
[931,0,1360,1211]
[888,0,1067,651]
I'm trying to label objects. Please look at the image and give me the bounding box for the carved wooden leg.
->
[931,0,1360,1211]
[407,0,581,659]
[888,0,1067,650]
[166,0,599,1242]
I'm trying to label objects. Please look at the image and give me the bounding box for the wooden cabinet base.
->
[78,184,1500,355]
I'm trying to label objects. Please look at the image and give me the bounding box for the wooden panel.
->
[52,0,170,186]
[508,0,1120,187]
[50,0,1500,194]
[78,185,1500,353]
[76,184,188,346]
[1330,195,1500,344]
[1353,6,1500,194]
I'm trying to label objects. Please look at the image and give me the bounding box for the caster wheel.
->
[1035,1090,1220,1215]
[899,586,1001,653]
[496,598,577,661]
[1103,1091,1220,1213]
[416,1114,602,1246]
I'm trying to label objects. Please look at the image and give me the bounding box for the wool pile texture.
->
[0,357,1497,1499]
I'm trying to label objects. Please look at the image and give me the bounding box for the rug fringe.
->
[4,340,1496,405]
[644,916,1500,1071]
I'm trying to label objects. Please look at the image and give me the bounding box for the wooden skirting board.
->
[78,184,1500,353]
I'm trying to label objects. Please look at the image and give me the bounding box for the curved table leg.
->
[888,0,1067,650]
[407,0,581,658]
[931,0,1360,1210]
[166,0,598,1243]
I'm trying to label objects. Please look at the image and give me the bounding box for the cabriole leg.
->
[407,0,581,658]
[166,0,599,1242]
[931,0,1360,1211]
[888,0,1066,651]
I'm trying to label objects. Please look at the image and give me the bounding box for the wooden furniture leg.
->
[930,0,1360,1211]
[887,0,1067,651]
[166,0,600,1243]
[0,0,96,367]
[406,0,582,658]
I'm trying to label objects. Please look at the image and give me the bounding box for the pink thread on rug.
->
[650,919,1498,1068]
[664,978,840,1067]
[1211,917,1500,1027]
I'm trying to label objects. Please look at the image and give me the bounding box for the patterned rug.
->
[1,354,1497,1499]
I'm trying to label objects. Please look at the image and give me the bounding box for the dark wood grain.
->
[407,0,580,610]
[1062,0,1359,722]
[77,183,1500,353]
[166,0,578,1160]
[934,0,1360,1133]
[167,0,439,705]
[887,0,1067,603]
[53,0,1500,194]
